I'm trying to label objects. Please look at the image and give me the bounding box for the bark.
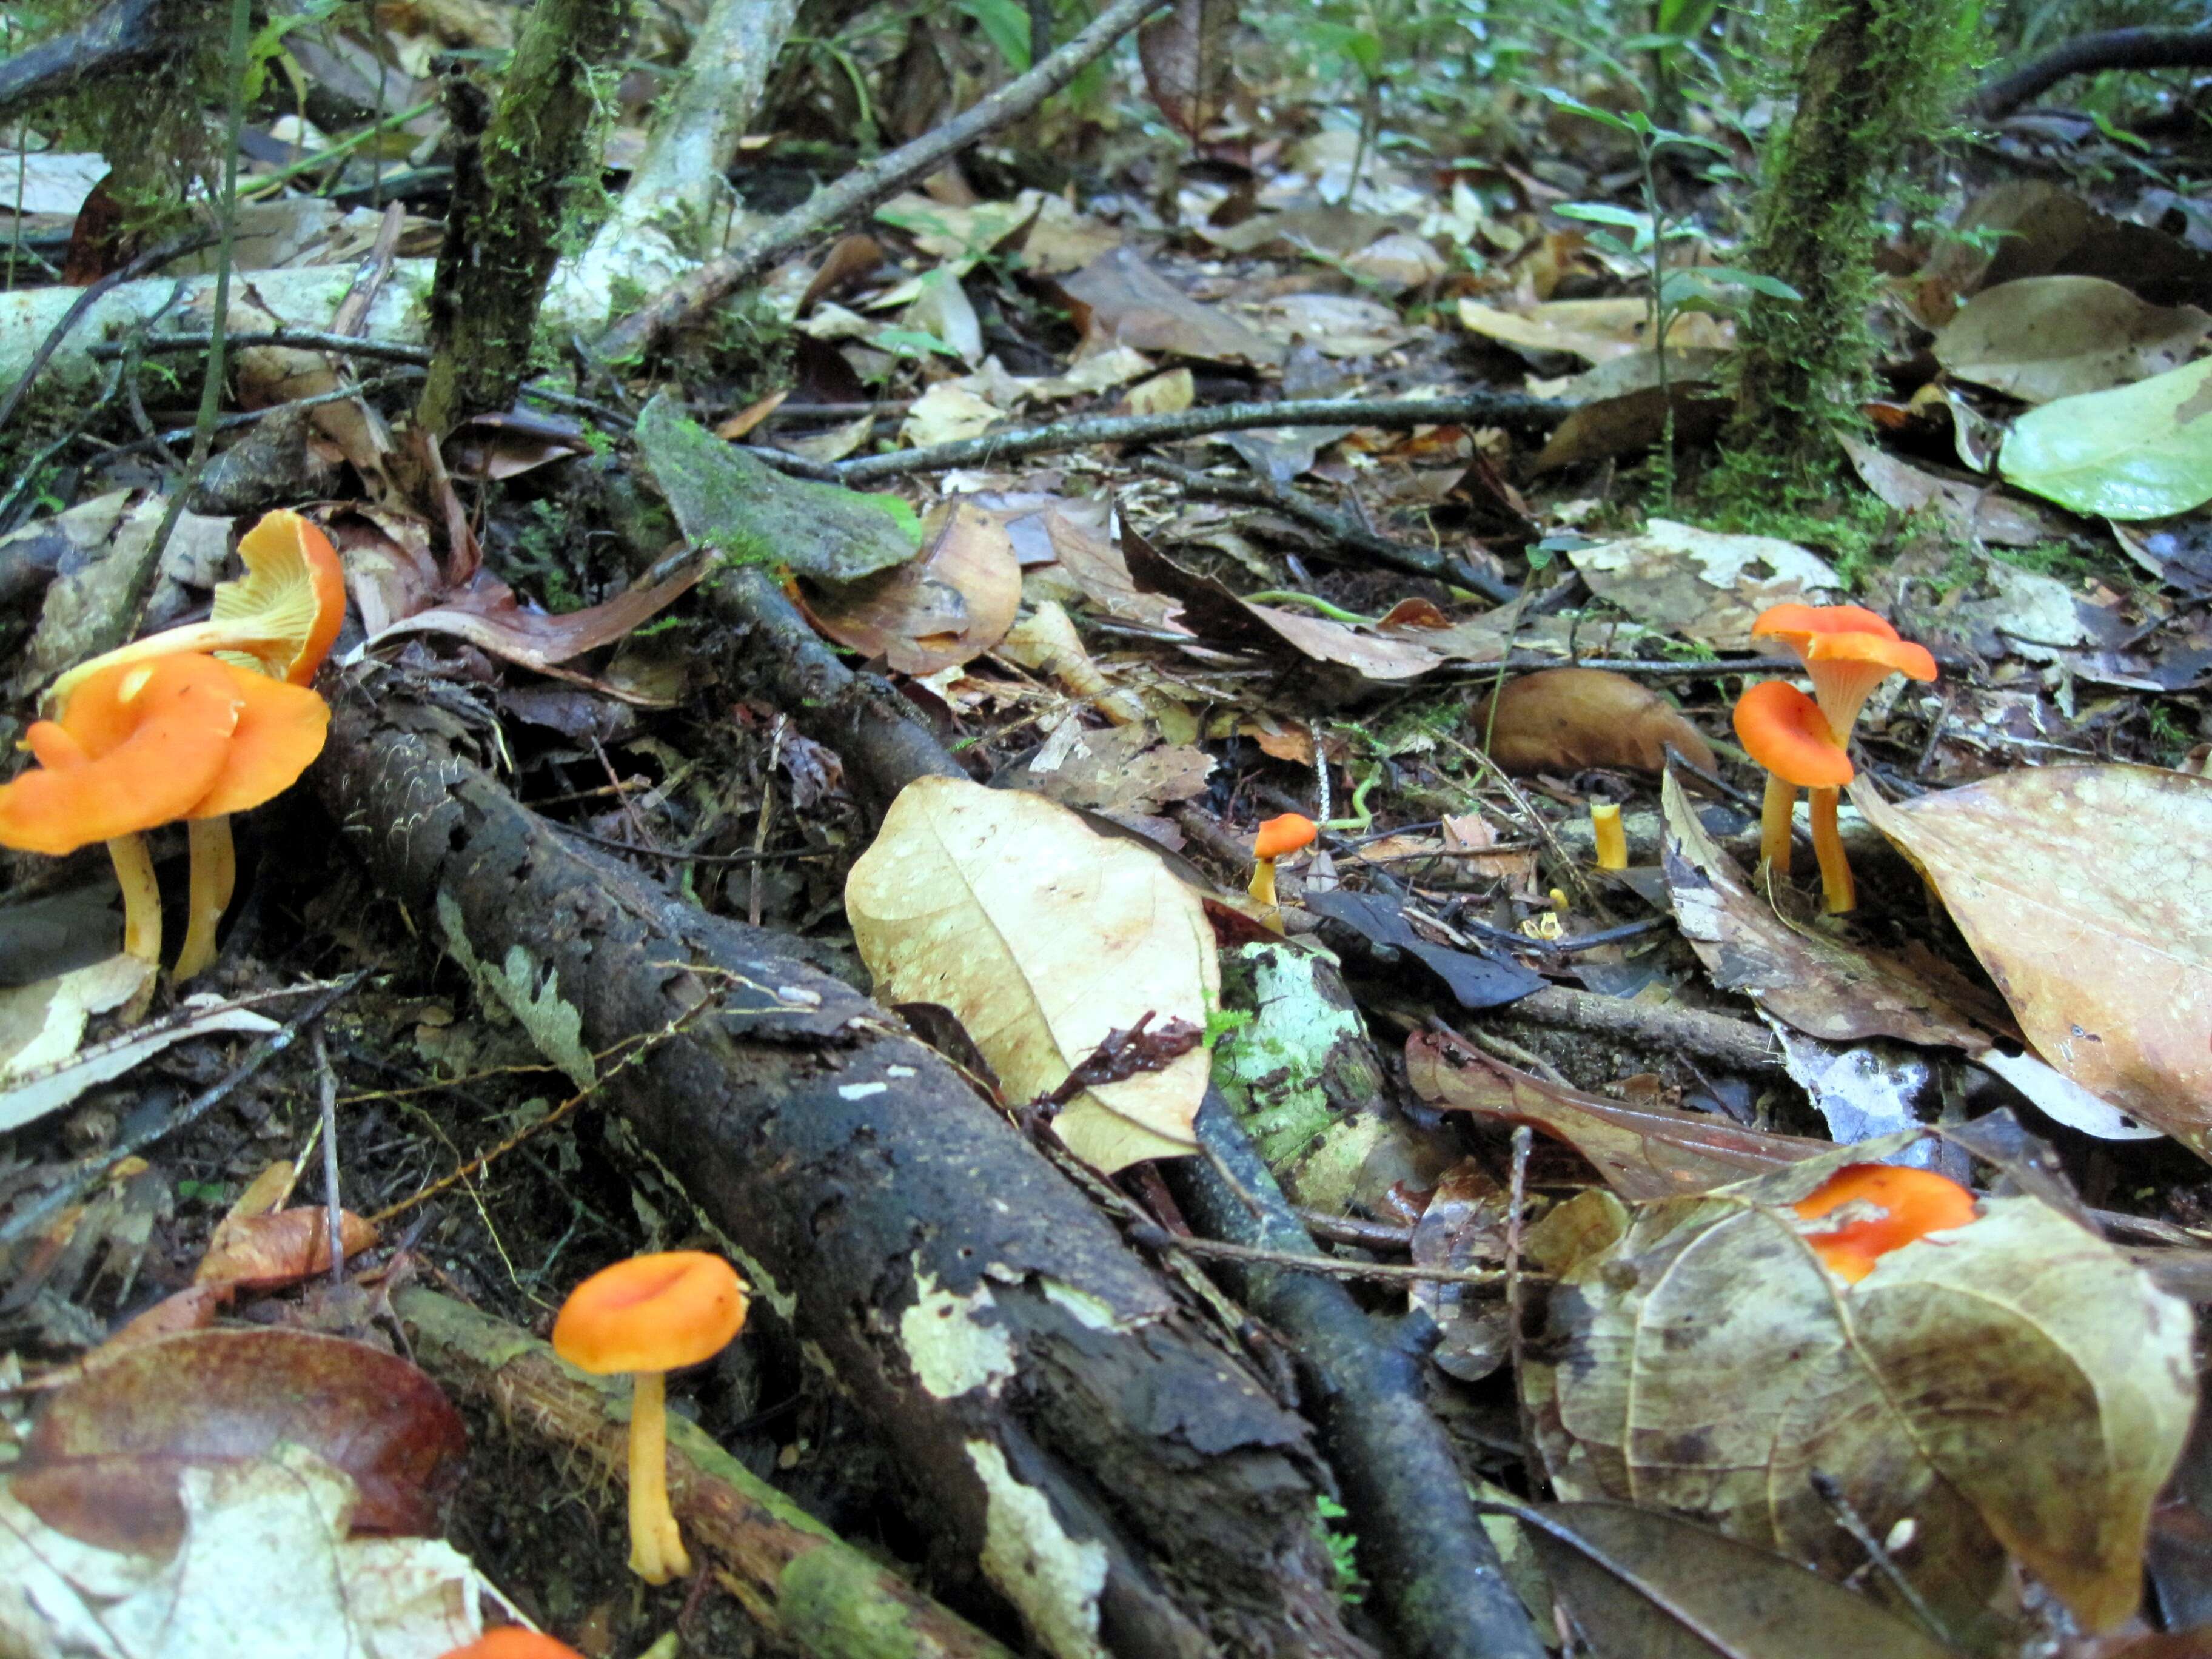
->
[0,0,190,121]
[314,679,1367,1659]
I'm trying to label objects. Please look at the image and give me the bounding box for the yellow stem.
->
[1810,786,1855,914]
[1589,802,1626,870]
[107,834,161,966]
[175,816,236,982]
[625,1370,688,1584]
[1247,857,1278,908]
[1758,771,1795,879]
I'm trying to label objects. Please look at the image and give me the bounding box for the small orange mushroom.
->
[1249,812,1318,908]
[0,655,248,967]
[1792,1163,1977,1283]
[1735,604,1937,914]
[438,1630,586,1659]
[552,1251,749,1585]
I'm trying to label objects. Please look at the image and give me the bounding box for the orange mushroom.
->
[438,1631,586,1659]
[1249,812,1318,908]
[0,655,249,967]
[1735,603,1937,914]
[552,1251,749,1585]
[1792,1163,1977,1283]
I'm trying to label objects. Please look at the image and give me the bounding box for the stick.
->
[594,0,1172,361]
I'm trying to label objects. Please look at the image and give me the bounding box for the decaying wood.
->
[315,678,1368,1659]
[396,1285,1017,1659]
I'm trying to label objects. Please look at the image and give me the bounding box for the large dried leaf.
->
[367,566,702,675]
[1661,774,1991,1049]
[1138,0,1236,139]
[15,1329,466,1555]
[1472,668,1715,774]
[1523,1142,2196,1637]
[1059,248,1284,370]
[1853,766,2212,1154]
[1999,357,2212,520]
[1406,1028,1827,1200]
[1563,520,1842,649]
[845,777,1219,1172]
[1934,277,2211,404]
[1510,1500,1962,1659]
[803,499,1021,674]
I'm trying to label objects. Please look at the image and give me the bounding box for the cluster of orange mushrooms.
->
[0,509,346,980]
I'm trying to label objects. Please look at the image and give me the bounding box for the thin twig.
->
[313,1028,346,1289]
[1809,1469,1957,1645]
[1125,1219,1527,1288]
[87,327,434,366]
[548,819,828,865]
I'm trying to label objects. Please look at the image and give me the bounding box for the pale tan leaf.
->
[845,777,1218,1171]
[1934,276,2211,405]
[803,500,1020,674]
[1854,766,2212,1155]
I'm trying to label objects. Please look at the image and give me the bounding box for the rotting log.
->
[315,674,1369,1659]
[396,1285,1017,1659]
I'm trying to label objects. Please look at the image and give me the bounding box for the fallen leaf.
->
[1532,349,1731,472]
[1840,436,2070,548]
[195,1207,379,1291]
[1344,231,1449,293]
[1854,766,2212,1155]
[1138,0,1235,139]
[1301,888,1545,1009]
[802,499,1021,674]
[0,955,153,1081]
[1523,1139,2197,1637]
[1661,773,1990,1049]
[1564,520,1843,648]
[1459,297,1729,364]
[1999,357,2212,520]
[0,989,280,1138]
[1406,1027,1826,1200]
[900,381,1004,446]
[1470,668,1715,774]
[845,777,1219,1171]
[1059,247,1284,369]
[1121,366,1195,415]
[1249,293,1414,357]
[1019,719,1214,815]
[368,566,702,676]
[15,1328,467,1556]
[1934,276,2211,404]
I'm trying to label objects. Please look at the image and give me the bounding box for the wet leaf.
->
[1507,1500,1962,1659]
[1406,1027,1827,1200]
[803,499,1021,674]
[2000,357,2212,520]
[1522,1141,2196,1637]
[15,1328,467,1555]
[1302,889,1545,1009]
[1934,277,2210,404]
[1853,766,2212,1155]
[845,777,1219,1172]
[1471,668,1715,774]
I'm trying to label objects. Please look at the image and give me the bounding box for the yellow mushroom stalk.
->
[1589,802,1627,870]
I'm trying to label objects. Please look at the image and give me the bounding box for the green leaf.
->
[1537,87,1638,136]
[634,394,920,583]
[1999,357,2212,520]
[1555,202,1648,232]
[874,327,968,362]
[954,0,1032,69]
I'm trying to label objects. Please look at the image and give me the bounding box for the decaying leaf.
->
[1138,0,1236,139]
[1854,766,2212,1155]
[845,777,1219,1171]
[1406,1028,1826,1201]
[0,987,280,1138]
[15,1328,468,1556]
[1563,520,1842,648]
[1934,276,2211,404]
[1470,668,1715,774]
[1522,1138,2196,1637]
[1840,436,2068,549]
[802,499,1021,673]
[1459,297,1729,365]
[1059,247,1284,370]
[367,566,703,677]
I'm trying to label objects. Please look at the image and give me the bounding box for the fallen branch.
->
[819,394,1566,488]
[1969,25,2212,118]
[396,1286,1017,1659]
[593,0,1171,361]
[315,679,1365,1659]
[0,0,184,121]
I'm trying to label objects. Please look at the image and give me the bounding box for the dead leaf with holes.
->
[1854,765,2212,1156]
[846,777,1218,1171]
[1521,1135,2197,1640]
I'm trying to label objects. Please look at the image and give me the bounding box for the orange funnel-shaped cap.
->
[1792,1164,1977,1282]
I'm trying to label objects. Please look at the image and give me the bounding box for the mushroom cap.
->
[552,1251,749,1376]
[1252,813,1318,860]
[1792,1163,1977,1282]
[53,655,329,819]
[1731,680,1854,788]
[44,509,347,706]
[1750,603,1937,740]
[438,1631,585,1659]
[1751,602,1901,648]
[0,655,243,856]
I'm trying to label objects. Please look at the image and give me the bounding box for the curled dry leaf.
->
[845,777,1218,1172]
[193,1207,379,1290]
[368,567,703,678]
[1853,765,2212,1155]
[15,1327,468,1556]
[1521,1138,2196,1639]
[1470,667,1715,774]
[802,499,1021,674]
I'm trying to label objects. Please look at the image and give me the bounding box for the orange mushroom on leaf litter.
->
[1733,603,1937,914]
[1792,1163,1977,1283]
[1249,812,1318,908]
[439,1631,586,1659]
[552,1251,749,1584]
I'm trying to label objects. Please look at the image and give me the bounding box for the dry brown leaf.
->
[846,777,1218,1171]
[802,499,1019,674]
[1059,247,1284,369]
[1471,667,1715,774]
[1020,719,1215,815]
[1661,773,1992,1048]
[1138,0,1236,139]
[1564,520,1842,648]
[1406,1027,1829,1200]
[1522,1141,2197,1638]
[1934,276,2211,405]
[1854,766,2212,1155]
[1840,435,2069,548]
[366,564,703,674]
[195,1207,379,1291]
[1458,297,1729,364]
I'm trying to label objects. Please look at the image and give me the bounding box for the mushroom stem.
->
[107,834,161,965]
[1248,858,1278,908]
[625,1370,689,1584]
[1589,802,1627,870]
[1809,786,1855,913]
[1758,771,1796,878]
[175,815,235,982]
